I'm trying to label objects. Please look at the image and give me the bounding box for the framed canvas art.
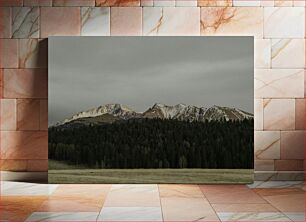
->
[48,37,254,184]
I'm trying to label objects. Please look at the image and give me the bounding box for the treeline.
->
[49,118,253,169]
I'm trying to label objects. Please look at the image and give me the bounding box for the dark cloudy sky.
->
[49,36,254,125]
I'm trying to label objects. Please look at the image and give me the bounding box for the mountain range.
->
[51,103,253,129]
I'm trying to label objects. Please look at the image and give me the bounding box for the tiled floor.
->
[0,181,305,222]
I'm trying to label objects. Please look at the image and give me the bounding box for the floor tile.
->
[52,184,111,198]
[25,212,99,221]
[161,197,219,221]
[217,212,291,221]
[159,184,204,198]
[248,181,304,189]
[212,203,278,212]
[103,184,160,207]
[37,196,104,212]
[1,181,58,196]
[200,185,266,204]
[283,212,305,221]
[254,188,305,212]
[0,196,47,221]
[97,207,162,221]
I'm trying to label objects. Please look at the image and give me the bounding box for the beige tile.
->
[255,99,263,130]
[255,131,280,160]
[233,0,260,6]
[272,39,305,68]
[159,184,204,198]
[0,99,16,131]
[0,7,11,38]
[263,99,295,130]
[143,7,200,36]
[110,7,142,36]
[275,160,304,171]
[176,0,197,6]
[264,7,305,38]
[198,0,232,6]
[161,197,219,221]
[255,39,271,69]
[103,184,160,207]
[274,0,293,6]
[53,0,95,6]
[96,0,140,6]
[41,7,80,38]
[200,7,263,38]
[212,203,278,212]
[200,185,266,204]
[295,99,305,130]
[280,131,304,160]
[154,0,175,6]
[255,69,304,98]
[254,160,275,171]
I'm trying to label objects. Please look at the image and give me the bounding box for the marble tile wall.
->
[0,0,304,181]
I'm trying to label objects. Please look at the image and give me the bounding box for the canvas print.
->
[48,37,254,184]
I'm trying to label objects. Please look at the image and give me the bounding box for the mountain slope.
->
[52,103,253,128]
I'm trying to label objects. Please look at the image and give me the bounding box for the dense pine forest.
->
[49,118,253,169]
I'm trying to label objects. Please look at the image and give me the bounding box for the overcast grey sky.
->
[49,37,254,125]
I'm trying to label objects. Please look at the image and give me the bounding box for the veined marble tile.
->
[255,39,271,68]
[271,39,305,68]
[254,171,304,181]
[283,212,305,222]
[264,7,305,38]
[247,181,304,189]
[212,203,278,212]
[96,0,140,6]
[198,0,232,6]
[1,181,58,196]
[3,69,48,98]
[143,7,200,36]
[19,39,48,68]
[0,7,11,38]
[176,0,197,6]
[263,99,295,130]
[233,0,261,6]
[255,69,304,98]
[110,7,142,36]
[254,99,263,130]
[17,99,40,130]
[154,0,175,6]
[81,7,110,36]
[274,0,293,6]
[255,131,280,160]
[12,7,39,38]
[1,131,48,159]
[98,207,163,221]
[104,184,160,207]
[26,212,99,222]
[0,99,17,130]
[200,7,263,38]
[280,131,304,160]
[217,212,291,221]
[254,160,274,171]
